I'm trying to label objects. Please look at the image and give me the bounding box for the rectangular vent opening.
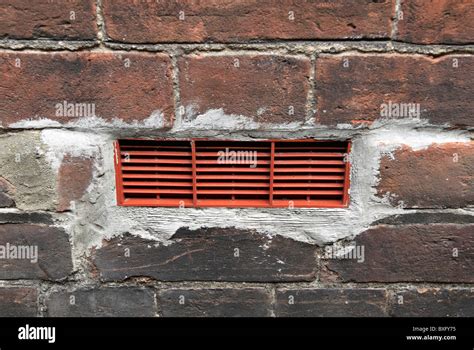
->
[115,139,351,208]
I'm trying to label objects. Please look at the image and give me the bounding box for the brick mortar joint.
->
[390,0,402,39]
[95,0,107,46]
[1,40,474,56]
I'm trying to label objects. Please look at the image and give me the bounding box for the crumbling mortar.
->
[390,0,402,39]
[95,0,107,45]
[305,51,317,124]
[170,51,182,128]
[0,40,474,56]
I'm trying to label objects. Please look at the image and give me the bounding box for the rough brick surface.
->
[397,0,474,44]
[0,132,56,211]
[93,228,317,282]
[57,155,94,212]
[0,0,97,40]
[103,0,394,43]
[391,289,474,317]
[0,212,53,225]
[0,224,73,281]
[158,288,272,317]
[0,287,38,317]
[315,54,473,127]
[325,224,474,283]
[46,288,155,317]
[0,0,473,319]
[0,52,174,128]
[275,289,388,317]
[372,213,474,226]
[377,143,474,208]
[179,54,310,125]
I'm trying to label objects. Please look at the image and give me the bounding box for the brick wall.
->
[0,0,473,317]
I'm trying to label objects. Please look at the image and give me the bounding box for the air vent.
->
[114,139,351,208]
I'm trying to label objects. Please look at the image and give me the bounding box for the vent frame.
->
[114,138,351,208]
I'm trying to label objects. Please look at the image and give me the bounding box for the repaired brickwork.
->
[0,0,473,318]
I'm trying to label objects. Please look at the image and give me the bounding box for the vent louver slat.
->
[115,139,351,208]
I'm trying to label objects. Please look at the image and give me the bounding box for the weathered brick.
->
[275,289,388,317]
[0,224,73,281]
[325,224,474,283]
[315,54,473,127]
[397,0,474,44]
[57,155,94,212]
[46,288,155,317]
[0,177,15,208]
[377,143,473,208]
[93,228,317,282]
[179,54,310,126]
[0,287,38,317]
[0,132,57,211]
[103,0,394,43]
[0,0,97,41]
[0,52,174,128]
[158,288,272,317]
[372,213,474,226]
[391,289,474,317]
[0,212,53,225]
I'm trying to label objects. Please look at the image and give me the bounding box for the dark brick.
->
[0,193,14,208]
[158,288,272,317]
[397,0,474,44]
[46,288,155,317]
[377,143,474,208]
[275,289,388,317]
[57,155,94,212]
[0,0,97,41]
[179,54,310,125]
[0,287,38,317]
[0,212,53,225]
[325,224,474,283]
[0,52,174,128]
[103,0,394,43]
[372,213,474,226]
[93,227,317,282]
[315,54,473,127]
[0,224,73,281]
[392,289,474,317]
[0,177,14,208]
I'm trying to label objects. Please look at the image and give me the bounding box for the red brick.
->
[179,54,310,125]
[0,0,97,40]
[103,0,394,43]
[57,155,94,212]
[377,143,474,208]
[315,54,473,127]
[325,224,474,283]
[0,287,38,317]
[0,52,174,128]
[397,0,474,44]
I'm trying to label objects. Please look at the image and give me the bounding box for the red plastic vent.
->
[114,139,351,208]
